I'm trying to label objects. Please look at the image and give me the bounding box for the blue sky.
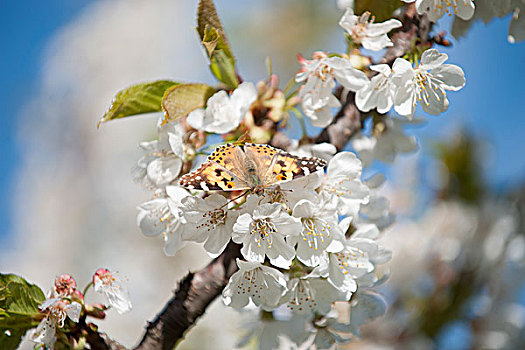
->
[0,0,91,237]
[0,1,524,239]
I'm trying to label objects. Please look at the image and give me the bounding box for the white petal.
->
[186,108,205,130]
[430,64,465,91]
[65,302,82,322]
[230,82,257,116]
[232,213,253,239]
[292,199,317,218]
[456,0,475,20]
[327,152,362,179]
[393,84,416,118]
[420,49,448,69]
[362,34,394,51]
[328,57,369,91]
[30,318,56,346]
[365,19,402,36]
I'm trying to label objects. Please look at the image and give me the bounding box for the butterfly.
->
[179,143,327,192]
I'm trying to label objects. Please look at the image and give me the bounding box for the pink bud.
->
[71,289,84,303]
[54,274,77,296]
[312,51,328,60]
[296,53,307,65]
[93,268,111,284]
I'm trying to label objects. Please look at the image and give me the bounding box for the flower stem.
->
[82,281,93,298]
[290,107,308,138]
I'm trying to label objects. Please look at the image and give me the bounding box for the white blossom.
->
[187,82,257,134]
[181,193,238,257]
[289,141,337,162]
[392,49,465,119]
[319,152,370,217]
[356,64,396,113]
[237,313,310,350]
[281,276,344,315]
[336,0,354,10]
[296,53,368,127]
[402,0,475,22]
[352,118,418,166]
[289,199,344,267]
[509,3,525,43]
[307,311,352,349]
[137,185,189,255]
[347,291,388,336]
[93,268,132,314]
[30,298,81,348]
[133,118,184,189]
[223,259,288,310]
[233,203,301,269]
[339,9,402,51]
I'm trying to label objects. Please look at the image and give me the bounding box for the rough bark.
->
[134,242,242,350]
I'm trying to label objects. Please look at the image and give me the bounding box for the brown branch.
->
[133,242,242,350]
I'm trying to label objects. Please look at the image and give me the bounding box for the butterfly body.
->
[179,143,327,192]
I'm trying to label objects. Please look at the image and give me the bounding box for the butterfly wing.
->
[179,143,250,191]
[244,143,327,186]
[266,151,327,185]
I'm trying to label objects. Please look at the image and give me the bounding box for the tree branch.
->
[133,242,242,350]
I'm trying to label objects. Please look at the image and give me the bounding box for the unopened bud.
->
[54,274,77,297]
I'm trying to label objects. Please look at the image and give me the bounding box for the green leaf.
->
[161,84,216,124]
[197,0,238,88]
[0,274,46,350]
[0,328,27,350]
[98,80,179,126]
[209,50,239,90]
[355,0,404,22]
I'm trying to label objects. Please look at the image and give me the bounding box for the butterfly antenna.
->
[220,190,249,209]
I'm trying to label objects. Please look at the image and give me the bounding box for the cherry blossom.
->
[281,276,344,315]
[307,311,353,349]
[339,9,402,51]
[296,52,368,127]
[181,193,239,257]
[133,118,184,189]
[355,64,396,113]
[319,151,370,216]
[352,118,418,166]
[289,199,344,267]
[392,49,465,118]
[233,203,301,269]
[93,268,132,314]
[30,298,81,348]
[402,0,475,22]
[187,82,257,134]
[137,185,189,255]
[223,259,288,310]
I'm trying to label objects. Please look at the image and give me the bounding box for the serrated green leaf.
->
[0,328,26,350]
[161,84,216,124]
[355,0,404,22]
[197,0,238,88]
[99,80,179,126]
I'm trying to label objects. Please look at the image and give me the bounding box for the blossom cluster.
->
[296,9,466,128]
[136,130,392,346]
[29,269,131,349]
[129,2,470,348]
